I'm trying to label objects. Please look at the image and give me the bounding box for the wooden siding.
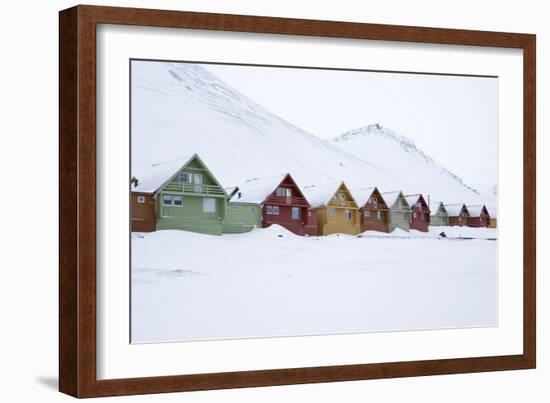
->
[430,204,449,226]
[316,183,360,235]
[448,205,470,227]
[468,207,490,228]
[387,193,411,232]
[156,194,225,235]
[359,188,390,233]
[360,208,389,233]
[261,174,317,236]
[131,192,156,232]
[489,218,497,228]
[154,155,227,235]
[409,195,431,232]
[389,210,411,232]
[431,212,449,226]
[223,202,262,234]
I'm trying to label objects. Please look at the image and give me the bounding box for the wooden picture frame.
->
[59,4,536,398]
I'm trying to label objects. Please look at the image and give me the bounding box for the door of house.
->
[285,188,292,204]
[194,174,203,193]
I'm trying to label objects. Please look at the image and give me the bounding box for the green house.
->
[132,154,262,235]
[223,201,262,234]
[133,154,228,235]
[430,202,449,226]
[382,191,411,232]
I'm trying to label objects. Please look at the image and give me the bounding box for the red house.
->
[404,194,431,232]
[466,205,491,227]
[446,204,470,226]
[236,173,318,236]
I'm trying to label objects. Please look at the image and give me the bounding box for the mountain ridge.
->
[132,62,491,205]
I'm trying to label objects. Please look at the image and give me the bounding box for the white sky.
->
[204,63,497,191]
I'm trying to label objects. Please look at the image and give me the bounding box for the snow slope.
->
[330,124,491,205]
[132,61,493,206]
[132,62,398,191]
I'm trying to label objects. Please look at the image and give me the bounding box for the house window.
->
[421,212,426,221]
[344,209,352,220]
[413,212,417,219]
[174,196,183,206]
[267,205,279,215]
[328,208,337,216]
[377,211,382,220]
[370,196,377,206]
[202,198,216,213]
[179,172,191,183]
[291,207,300,220]
[162,195,172,206]
[276,187,285,197]
[364,210,371,217]
[402,212,407,220]
[137,196,145,204]
[337,193,345,201]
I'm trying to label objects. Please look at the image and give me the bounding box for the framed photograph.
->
[59,5,536,398]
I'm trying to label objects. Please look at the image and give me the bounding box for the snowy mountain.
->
[132,61,399,191]
[132,61,491,205]
[329,124,490,204]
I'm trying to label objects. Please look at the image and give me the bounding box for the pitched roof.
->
[445,203,467,216]
[381,191,408,209]
[234,173,288,204]
[132,154,194,193]
[466,204,488,217]
[350,187,376,207]
[430,201,447,215]
[302,181,345,208]
[404,194,421,207]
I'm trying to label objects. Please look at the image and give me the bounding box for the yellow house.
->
[303,182,361,235]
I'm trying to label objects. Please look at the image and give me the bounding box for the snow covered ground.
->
[131,226,497,343]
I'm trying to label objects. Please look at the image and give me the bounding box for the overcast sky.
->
[204,63,497,191]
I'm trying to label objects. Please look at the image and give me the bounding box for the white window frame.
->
[344,209,352,220]
[202,197,216,213]
[291,207,300,220]
[162,194,172,206]
[364,210,371,217]
[337,193,345,201]
[173,195,183,207]
[377,211,382,221]
[179,172,191,183]
[328,208,337,216]
[137,195,145,204]
[276,187,285,197]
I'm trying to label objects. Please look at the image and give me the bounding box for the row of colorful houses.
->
[131,154,495,236]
